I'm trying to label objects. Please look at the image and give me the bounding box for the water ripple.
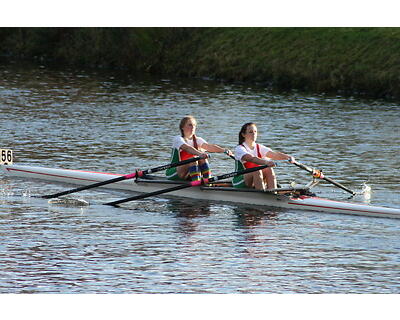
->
[0,64,399,293]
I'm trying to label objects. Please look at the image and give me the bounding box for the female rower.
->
[166,116,233,181]
[233,122,294,190]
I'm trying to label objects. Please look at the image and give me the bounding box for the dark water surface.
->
[1,64,399,293]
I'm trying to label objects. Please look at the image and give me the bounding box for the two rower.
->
[166,117,294,191]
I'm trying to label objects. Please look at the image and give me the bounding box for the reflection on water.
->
[167,199,212,236]
[233,206,279,227]
[0,63,400,293]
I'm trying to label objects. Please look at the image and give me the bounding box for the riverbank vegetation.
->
[1,27,399,99]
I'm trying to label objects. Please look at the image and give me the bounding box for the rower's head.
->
[180,116,197,138]
[239,122,257,144]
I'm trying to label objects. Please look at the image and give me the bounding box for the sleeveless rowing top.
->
[242,143,262,168]
[166,135,206,180]
[232,142,272,188]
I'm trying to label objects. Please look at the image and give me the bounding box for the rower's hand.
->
[199,153,209,159]
[264,160,276,167]
[288,156,295,164]
[224,149,234,157]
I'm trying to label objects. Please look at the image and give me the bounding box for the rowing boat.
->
[2,163,400,219]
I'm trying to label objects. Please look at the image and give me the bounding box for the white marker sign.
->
[0,149,13,165]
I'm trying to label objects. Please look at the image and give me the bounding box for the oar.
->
[291,160,356,196]
[41,156,204,199]
[104,162,275,207]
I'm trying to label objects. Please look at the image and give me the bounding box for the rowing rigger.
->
[2,162,400,219]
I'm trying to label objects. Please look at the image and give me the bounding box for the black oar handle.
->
[224,149,235,160]
[292,160,355,195]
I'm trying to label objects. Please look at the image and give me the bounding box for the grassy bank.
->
[1,27,399,99]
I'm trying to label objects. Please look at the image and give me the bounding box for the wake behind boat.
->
[2,163,400,219]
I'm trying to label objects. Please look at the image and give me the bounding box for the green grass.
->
[1,27,400,99]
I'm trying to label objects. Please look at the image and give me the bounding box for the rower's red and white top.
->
[165,135,207,180]
[234,142,272,168]
[172,135,207,160]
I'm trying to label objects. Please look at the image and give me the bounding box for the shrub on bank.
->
[1,27,399,99]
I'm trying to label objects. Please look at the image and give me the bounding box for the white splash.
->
[361,182,372,202]
[22,189,32,197]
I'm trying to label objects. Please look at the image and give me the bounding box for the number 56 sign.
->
[0,149,13,165]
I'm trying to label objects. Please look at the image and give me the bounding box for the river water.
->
[0,63,399,294]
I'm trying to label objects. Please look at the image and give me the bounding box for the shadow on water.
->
[167,196,283,234]
[166,198,212,236]
[167,199,211,218]
[233,205,280,227]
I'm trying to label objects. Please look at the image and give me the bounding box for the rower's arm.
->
[241,154,274,166]
[266,150,292,161]
[180,144,208,158]
[201,143,225,153]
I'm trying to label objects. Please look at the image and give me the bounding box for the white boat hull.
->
[2,164,400,219]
